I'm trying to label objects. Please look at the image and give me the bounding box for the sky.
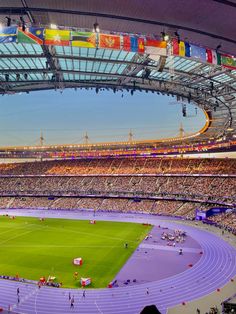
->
[0,89,206,146]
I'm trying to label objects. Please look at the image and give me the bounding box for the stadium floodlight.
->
[174,31,180,43]
[50,23,57,29]
[161,32,169,42]
[20,16,26,31]
[93,22,100,33]
[5,16,11,27]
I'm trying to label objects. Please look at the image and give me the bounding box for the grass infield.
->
[0,215,152,288]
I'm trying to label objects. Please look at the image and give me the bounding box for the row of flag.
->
[172,38,236,69]
[0,26,235,70]
[0,26,167,56]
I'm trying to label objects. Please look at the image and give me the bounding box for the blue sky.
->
[0,89,205,146]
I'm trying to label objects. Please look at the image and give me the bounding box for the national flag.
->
[207,49,221,65]
[44,29,70,46]
[123,36,132,51]
[221,54,236,69]
[71,31,96,48]
[216,53,221,65]
[17,27,44,45]
[206,49,213,63]
[138,38,145,53]
[190,45,206,62]
[185,42,191,57]
[123,36,144,53]
[145,39,167,56]
[99,34,121,50]
[179,41,185,57]
[0,26,17,43]
[172,38,179,55]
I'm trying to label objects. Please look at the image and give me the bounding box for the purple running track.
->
[0,209,235,314]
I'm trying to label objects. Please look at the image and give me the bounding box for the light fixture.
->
[227,127,234,132]
[182,103,187,117]
[161,32,169,42]
[24,73,28,80]
[174,31,180,43]
[5,74,9,82]
[50,23,57,29]
[16,73,20,81]
[93,22,100,33]
[20,16,26,31]
[5,16,11,27]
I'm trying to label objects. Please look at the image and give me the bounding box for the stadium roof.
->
[1,0,236,54]
[0,0,236,149]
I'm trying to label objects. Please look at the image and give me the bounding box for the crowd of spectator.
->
[208,211,236,235]
[0,196,209,218]
[0,157,234,221]
[0,176,234,202]
[0,157,235,175]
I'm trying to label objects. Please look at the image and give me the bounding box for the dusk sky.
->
[0,89,205,146]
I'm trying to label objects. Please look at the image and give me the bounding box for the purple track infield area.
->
[0,209,236,314]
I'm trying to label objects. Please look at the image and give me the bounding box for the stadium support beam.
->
[0,53,234,92]
[118,54,150,86]
[41,45,64,90]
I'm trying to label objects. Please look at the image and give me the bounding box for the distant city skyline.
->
[0,89,206,146]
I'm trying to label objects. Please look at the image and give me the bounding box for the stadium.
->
[0,1,236,313]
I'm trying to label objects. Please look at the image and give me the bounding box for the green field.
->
[0,215,152,288]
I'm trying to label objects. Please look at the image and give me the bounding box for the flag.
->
[221,54,236,69]
[146,39,167,56]
[185,42,191,57]
[123,36,144,53]
[45,29,70,46]
[138,38,145,53]
[71,31,96,48]
[216,53,221,65]
[99,34,121,50]
[0,26,17,43]
[206,49,221,65]
[179,41,185,57]
[17,27,44,45]
[172,38,179,55]
[191,45,206,62]
[123,35,130,51]
[206,49,212,63]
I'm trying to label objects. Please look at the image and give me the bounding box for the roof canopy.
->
[0,0,235,148]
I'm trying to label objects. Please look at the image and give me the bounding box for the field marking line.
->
[11,286,38,311]
[42,223,139,243]
[94,300,104,314]
[0,224,47,246]
[0,224,33,236]
[0,245,122,248]
[9,220,128,243]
